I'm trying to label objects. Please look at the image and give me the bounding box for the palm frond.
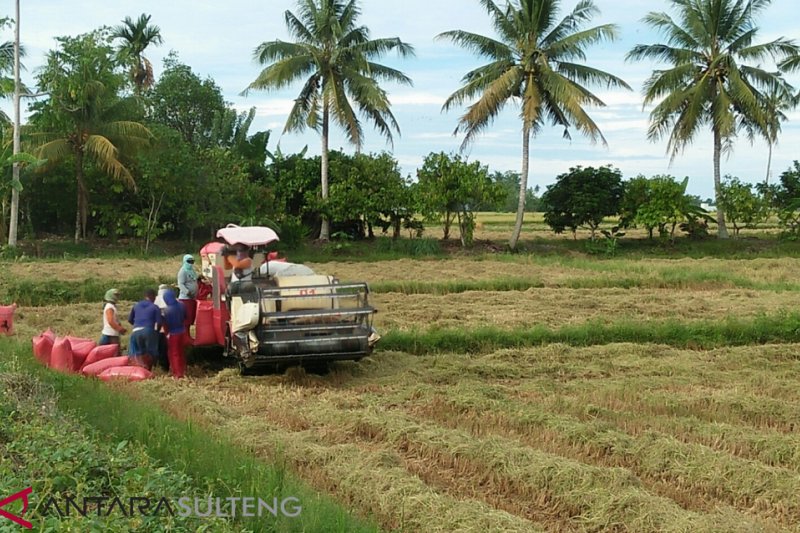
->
[442,60,517,111]
[284,74,321,134]
[84,134,135,188]
[457,66,522,148]
[547,24,620,61]
[284,10,316,43]
[738,37,800,63]
[541,0,600,47]
[350,37,415,60]
[243,55,317,95]
[436,30,513,61]
[556,62,631,90]
[253,40,310,64]
[33,138,72,166]
[364,62,413,85]
[328,77,363,147]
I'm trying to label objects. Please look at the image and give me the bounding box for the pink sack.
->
[50,338,74,373]
[32,333,55,366]
[194,300,217,346]
[43,328,56,342]
[81,344,120,370]
[98,366,153,382]
[69,341,97,371]
[81,356,130,377]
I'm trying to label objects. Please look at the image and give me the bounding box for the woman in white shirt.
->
[99,288,126,350]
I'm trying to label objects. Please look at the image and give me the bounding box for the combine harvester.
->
[195,225,379,374]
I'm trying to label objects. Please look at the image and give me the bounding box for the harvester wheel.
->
[238,361,253,376]
[223,328,233,358]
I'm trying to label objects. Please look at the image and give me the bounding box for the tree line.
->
[539,164,800,246]
[2,0,800,250]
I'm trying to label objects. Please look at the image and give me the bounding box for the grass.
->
[0,276,171,307]
[7,261,800,308]
[0,362,243,532]
[0,338,377,533]
[379,312,800,354]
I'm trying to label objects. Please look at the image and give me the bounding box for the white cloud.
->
[390,92,448,106]
[236,100,296,117]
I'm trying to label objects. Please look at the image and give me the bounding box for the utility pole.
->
[7,0,20,246]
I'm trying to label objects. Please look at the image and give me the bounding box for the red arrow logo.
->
[0,488,33,529]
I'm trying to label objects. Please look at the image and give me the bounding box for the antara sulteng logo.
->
[0,488,301,528]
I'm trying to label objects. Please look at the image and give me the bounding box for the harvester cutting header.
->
[194,225,379,373]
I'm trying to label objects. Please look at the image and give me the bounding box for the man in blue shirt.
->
[128,289,162,369]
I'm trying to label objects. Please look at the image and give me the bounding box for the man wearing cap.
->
[99,288,126,352]
[177,254,199,338]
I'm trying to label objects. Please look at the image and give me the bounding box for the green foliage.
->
[632,176,687,241]
[325,152,416,239]
[489,171,539,212]
[1,275,169,306]
[600,226,626,257]
[619,175,651,230]
[622,175,714,242]
[273,214,309,251]
[0,371,238,532]
[147,54,227,147]
[541,166,624,240]
[28,29,151,241]
[718,176,769,237]
[111,13,163,92]
[380,312,800,355]
[416,152,502,246]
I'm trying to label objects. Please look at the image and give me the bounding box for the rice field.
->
[8,249,800,531]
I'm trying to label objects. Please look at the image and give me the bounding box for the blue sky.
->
[7,0,800,199]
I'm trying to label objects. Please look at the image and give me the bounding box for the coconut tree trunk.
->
[319,101,330,241]
[74,151,85,243]
[713,128,729,239]
[7,0,21,247]
[765,142,773,186]
[509,125,531,250]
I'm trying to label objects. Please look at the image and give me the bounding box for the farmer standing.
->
[99,288,126,352]
[177,254,198,338]
[128,289,162,369]
[162,289,188,378]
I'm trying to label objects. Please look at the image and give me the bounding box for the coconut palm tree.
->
[752,86,797,185]
[33,110,152,242]
[627,0,800,239]
[243,0,414,241]
[439,0,629,250]
[112,13,163,93]
[31,33,152,241]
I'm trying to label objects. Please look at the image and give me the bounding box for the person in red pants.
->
[162,289,188,378]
